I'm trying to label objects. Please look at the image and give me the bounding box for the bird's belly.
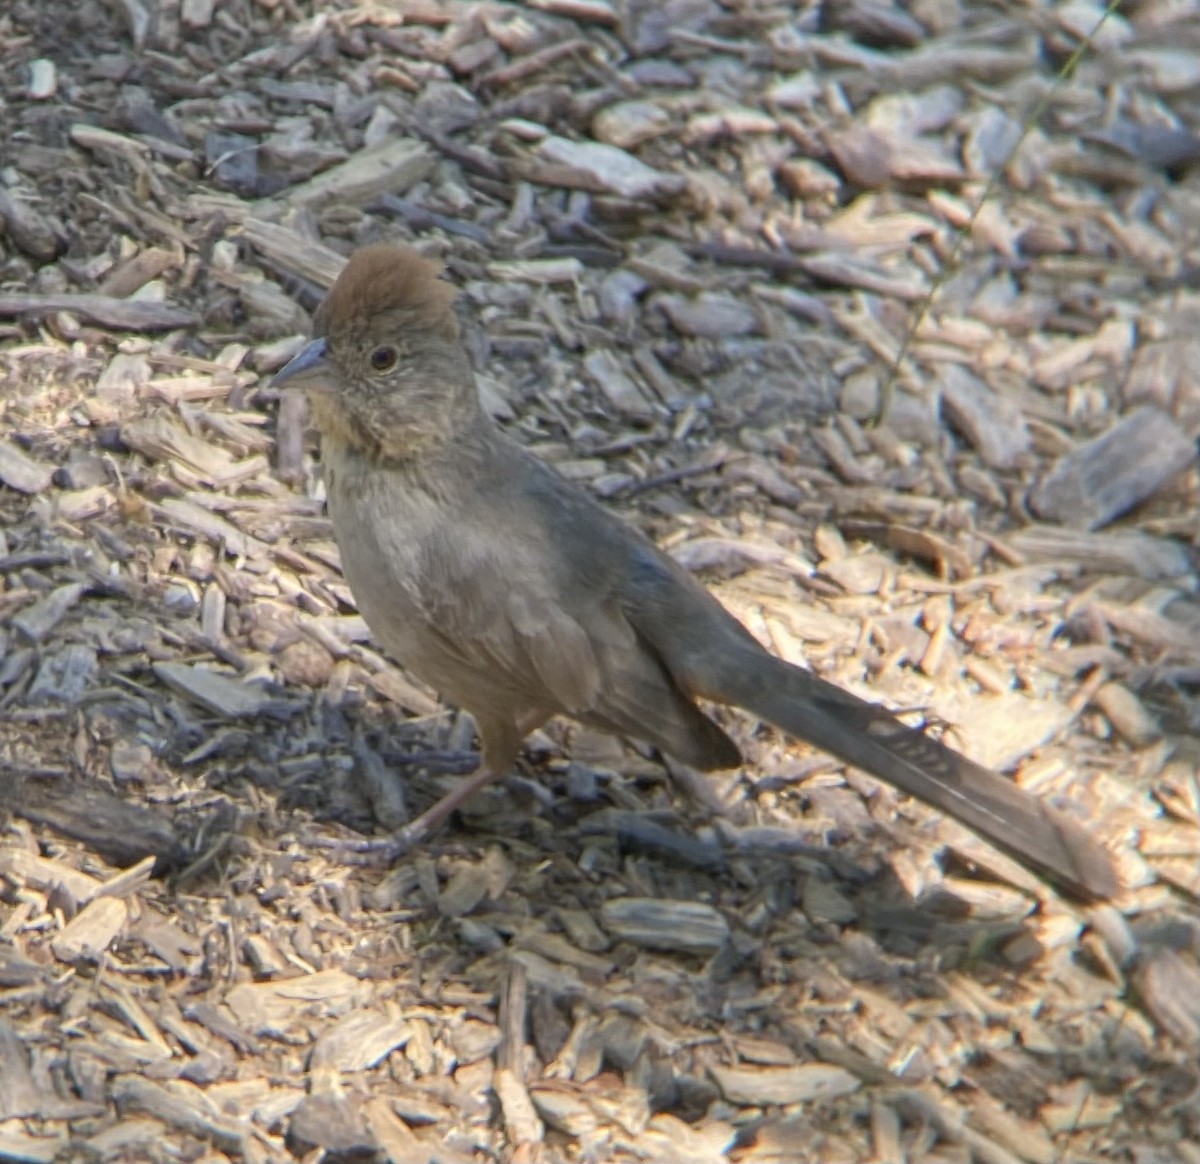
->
[326,470,523,710]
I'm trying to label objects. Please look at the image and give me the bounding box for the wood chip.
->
[487,258,584,284]
[535,135,685,199]
[1091,681,1161,747]
[599,898,729,952]
[583,349,655,420]
[0,291,197,330]
[1006,526,1192,582]
[111,1077,244,1153]
[152,661,274,718]
[262,138,433,210]
[11,582,86,642]
[938,365,1032,469]
[50,896,128,963]
[709,1062,860,1105]
[0,440,54,494]
[1030,406,1197,529]
[495,1067,545,1144]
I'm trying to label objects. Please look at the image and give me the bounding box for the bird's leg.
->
[322,763,504,864]
[327,711,543,864]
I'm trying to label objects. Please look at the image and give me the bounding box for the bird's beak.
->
[271,337,335,391]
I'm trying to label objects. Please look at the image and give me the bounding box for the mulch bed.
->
[1,1,1198,1161]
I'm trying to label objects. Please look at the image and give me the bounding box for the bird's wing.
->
[410,477,741,770]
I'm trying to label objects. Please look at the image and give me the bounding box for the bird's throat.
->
[307,391,465,465]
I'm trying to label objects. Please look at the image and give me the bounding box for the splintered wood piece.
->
[0,848,105,903]
[10,783,181,871]
[495,1068,546,1145]
[709,1062,860,1106]
[225,969,370,1034]
[1006,526,1192,581]
[153,497,271,558]
[310,1010,413,1072]
[0,291,197,330]
[582,350,655,419]
[533,135,685,199]
[1030,406,1197,529]
[599,897,729,952]
[152,661,273,718]
[10,583,87,642]
[110,1077,244,1153]
[241,219,349,289]
[261,138,433,210]
[122,414,238,481]
[50,896,128,963]
[938,364,1032,469]
[0,440,54,494]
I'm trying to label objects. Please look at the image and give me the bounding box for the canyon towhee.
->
[273,244,1116,900]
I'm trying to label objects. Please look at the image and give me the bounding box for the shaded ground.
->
[1,1,1199,1161]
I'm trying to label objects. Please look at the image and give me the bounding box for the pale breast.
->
[322,444,539,714]
[324,450,446,668]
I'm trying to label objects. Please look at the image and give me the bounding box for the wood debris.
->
[0,0,1196,1159]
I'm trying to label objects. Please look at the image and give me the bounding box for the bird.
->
[272,243,1118,901]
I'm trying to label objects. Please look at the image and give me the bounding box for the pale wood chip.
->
[0,291,197,330]
[514,929,615,978]
[487,257,584,284]
[310,1010,413,1072]
[1040,1080,1124,1134]
[1091,682,1162,747]
[593,100,670,149]
[152,661,274,718]
[96,854,157,900]
[0,847,104,902]
[122,413,242,482]
[1007,526,1192,582]
[535,135,685,199]
[0,1128,64,1164]
[437,861,492,918]
[528,1085,599,1137]
[0,439,54,494]
[583,349,655,419]
[240,218,349,289]
[969,1091,1058,1164]
[801,877,858,925]
[1030,406,1197,530]
[508,949,587,999]
[635,1114,736,1164]
[938,365,1032,469]
[154,497,271,557]
[658,292,759,339]
[225,969,370,1034]
[361,1097,429,1161]
[260,138,433,211]
[85,1119,175,1158]
[494,1067,545,1144]
[932,688,1074,772]
[0,1020,43,1119]
[709,1062,860,1105]
[50,895,128,963]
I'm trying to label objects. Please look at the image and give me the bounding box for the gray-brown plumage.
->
[273,244,1118,901]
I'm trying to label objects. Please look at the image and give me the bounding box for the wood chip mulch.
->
[1,1,1198,1162]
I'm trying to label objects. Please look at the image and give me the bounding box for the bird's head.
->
[273,244,478,460]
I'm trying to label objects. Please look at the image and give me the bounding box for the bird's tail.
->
[703,648,1118,901]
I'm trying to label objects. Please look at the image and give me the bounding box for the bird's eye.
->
[369,346,397,372]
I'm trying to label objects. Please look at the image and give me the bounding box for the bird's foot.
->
[311,825,424,866]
